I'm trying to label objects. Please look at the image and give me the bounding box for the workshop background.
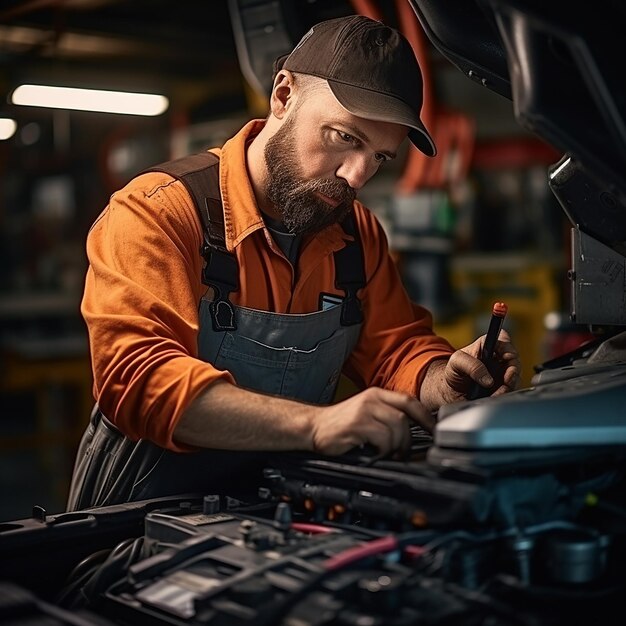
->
[0,0,590,522]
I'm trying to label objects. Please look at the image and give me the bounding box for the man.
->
[67,15,519,510]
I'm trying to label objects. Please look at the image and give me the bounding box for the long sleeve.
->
[82,172,235,450]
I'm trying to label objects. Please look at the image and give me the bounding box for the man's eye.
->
[337,131,354,143]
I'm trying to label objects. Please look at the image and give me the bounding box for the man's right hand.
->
[176,381,433,458]
[311,387,435,456]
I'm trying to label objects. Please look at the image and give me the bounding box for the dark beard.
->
[264,118,356,235]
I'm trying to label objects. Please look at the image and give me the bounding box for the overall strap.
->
[141,153,366,328]
[143,152,238,331]
[334,213,365,326]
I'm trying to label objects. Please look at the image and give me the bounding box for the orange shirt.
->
[82,120,454,450]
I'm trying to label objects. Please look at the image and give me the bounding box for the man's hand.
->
[420,329,521,410]
[176,381,434,458]
[311,387,435,456]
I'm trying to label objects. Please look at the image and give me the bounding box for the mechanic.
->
[67,15,519,511]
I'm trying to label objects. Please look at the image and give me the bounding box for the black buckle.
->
[340,285,364,326]
[202,244,238,331]
[209,294,237,331]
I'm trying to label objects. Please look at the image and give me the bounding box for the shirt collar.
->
[217,119,266,250]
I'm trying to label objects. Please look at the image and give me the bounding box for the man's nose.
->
[335,155,375,191]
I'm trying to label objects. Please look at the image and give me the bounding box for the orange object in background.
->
[394,0,475,193]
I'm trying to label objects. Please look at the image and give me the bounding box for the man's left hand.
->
[419,329,521,409]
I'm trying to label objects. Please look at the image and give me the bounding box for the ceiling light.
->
[10,84,169,116]
[0,118,17,140]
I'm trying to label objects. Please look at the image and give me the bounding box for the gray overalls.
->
[66,153,364,511]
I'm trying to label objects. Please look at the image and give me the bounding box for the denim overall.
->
[66,153,364,510]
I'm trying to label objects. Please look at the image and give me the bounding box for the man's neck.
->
[263,211,301,266]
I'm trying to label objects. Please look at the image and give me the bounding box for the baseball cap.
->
[275,14,436,157]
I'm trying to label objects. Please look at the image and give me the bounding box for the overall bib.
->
[66,153,364,511]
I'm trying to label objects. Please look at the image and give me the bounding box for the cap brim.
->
[327,80,437,157]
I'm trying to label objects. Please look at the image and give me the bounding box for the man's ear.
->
[269,70,295,119]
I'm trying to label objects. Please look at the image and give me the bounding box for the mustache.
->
[301,178,356,206]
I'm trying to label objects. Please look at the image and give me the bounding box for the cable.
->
[69,536,145,609]
[57,563,107,608]
[323,534,398,570]
[291,522,338,535]
[60,549,112,590]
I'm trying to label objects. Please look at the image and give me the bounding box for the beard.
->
[264,116,356,235]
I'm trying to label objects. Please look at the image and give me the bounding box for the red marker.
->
[481,302,508,362]
[469,301,508,400]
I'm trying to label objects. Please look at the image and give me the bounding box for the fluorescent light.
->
[10,84,169,116]
[0,118,17,140]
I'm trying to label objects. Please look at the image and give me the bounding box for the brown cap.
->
[275,15,436,157]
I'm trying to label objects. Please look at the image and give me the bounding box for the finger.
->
[375,416,411,456]
[368,406,410,454]
[366,388,436,433]
[493,343,520,378]
[361,418,396,455]
[494,342,519,362]
[497,329,512,343]
[502,364,521,390]
[354,391,411,453]
[402,398,437,433]
[504,356,521,376]
[494,330,520,358]
[491,382,517,396]
[448,349,493,388]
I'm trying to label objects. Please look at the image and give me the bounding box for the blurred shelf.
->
[0,291,81,320]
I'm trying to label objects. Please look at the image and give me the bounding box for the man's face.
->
[264,86,407,235]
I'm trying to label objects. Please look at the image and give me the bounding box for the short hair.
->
[291,72,328,95]
[268,71,329,120]
[289,72,329,115]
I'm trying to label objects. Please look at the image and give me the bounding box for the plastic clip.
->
[340,286,363,326]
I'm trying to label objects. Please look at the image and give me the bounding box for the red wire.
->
[291,522,338,535]
[323,535,398,571]
[403,543,427,560]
